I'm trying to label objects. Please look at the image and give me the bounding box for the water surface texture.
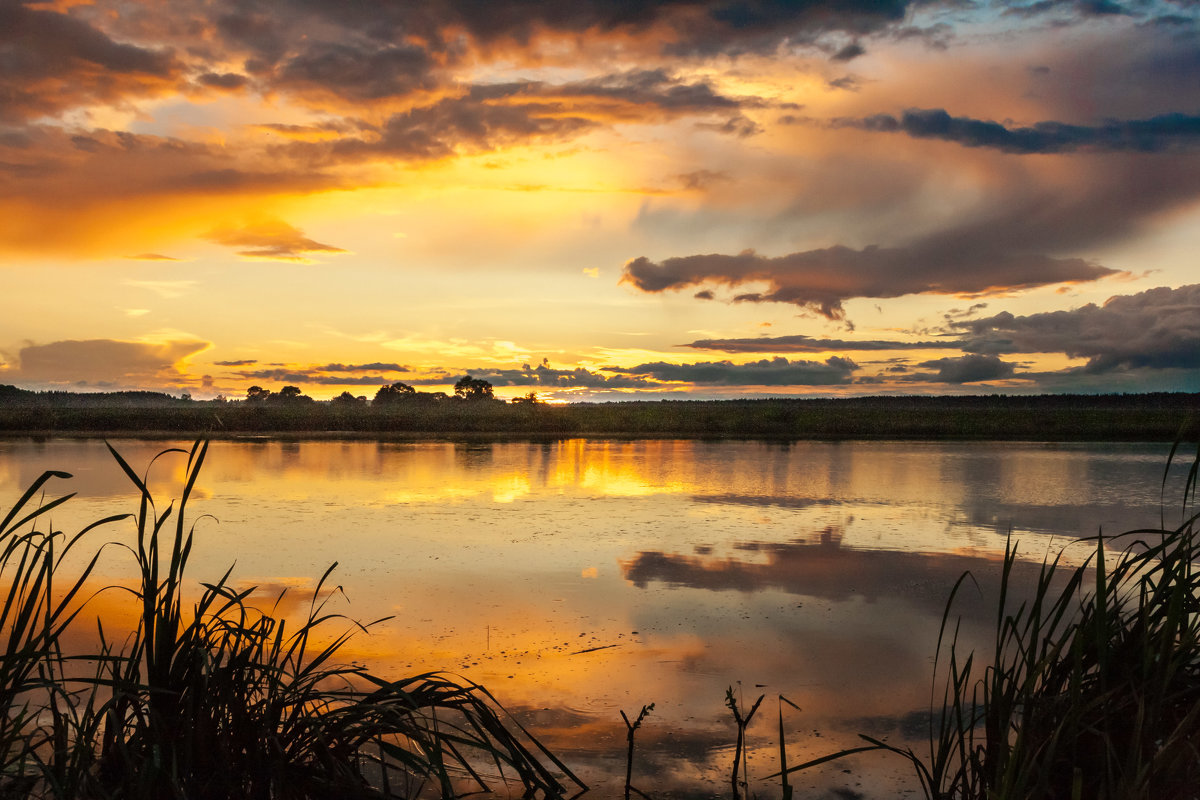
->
[0,438,1190,798]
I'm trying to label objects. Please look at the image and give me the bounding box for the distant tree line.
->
[0,383,1196,440]
[0,378,537,408]
[242,375,525,407]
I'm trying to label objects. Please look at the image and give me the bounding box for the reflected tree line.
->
[244,376,542,406]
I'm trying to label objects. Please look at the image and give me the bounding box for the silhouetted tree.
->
[245,385,271,403]
[511,391,541,405]
[454,375,495,402]
[331,391,367,406]
[373,382,417,405]
[267,385,313,404]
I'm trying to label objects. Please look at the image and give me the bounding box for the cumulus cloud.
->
[850,108,1200,154]
[327,97,597,161]
[250,0,912,61]
[620,132,1200,322]
[227,361,411,386]
[235,369,392,386]
[605,356,860,385]
[1005,0,1131,19]
[466,364,653,389]
[622,246,1116,320]
[901,354,1019,384]
[0,2,180,122]
[275,42,438,102]
[313,362,410,373]
[197,72,250,91]
[682,334,956,352]
[320,71,758,161]
[204,220,346,261]
[547,69,752,115]
[953,283,1200,373]
[10,338,209,386]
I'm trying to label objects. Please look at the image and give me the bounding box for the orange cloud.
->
[204,219,347,262]
[9,338,210,388]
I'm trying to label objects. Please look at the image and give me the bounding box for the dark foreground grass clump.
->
[0,441,580,799]
[782,447,1200,800]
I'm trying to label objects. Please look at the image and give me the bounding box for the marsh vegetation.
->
[0,386,1196,441]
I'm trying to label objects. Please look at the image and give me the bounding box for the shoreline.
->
[0,429,1192,445]
[0,393,1196,443]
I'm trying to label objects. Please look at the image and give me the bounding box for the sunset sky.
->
[1,0,1198,401]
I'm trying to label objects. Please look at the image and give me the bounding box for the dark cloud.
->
[624,130,1200,322]
[0,3,180,122]
[953,283,1200,373]
[467,364,654,389]
[832,42,866,61]
[232,362,648,390]
[552,69,750,114]
[214,9,288,66]
[204,220,346,261]
[889,21,953,48]
[903,354,1018,384]
[313,362,409,373]
[330,97,597,161]
[265,0,912,59]
[235,368,391,386]
[276,42,437,101]
[1005,0,1130,18]
[115,0,917,122]
[214,359,258,366]
[605,356,859,385]
[197,71,250,91]
[827,75,862,91]
[681,334,955,352]
[322,70,757,160]
[622,246,1116,320]
[851,108,1200,154]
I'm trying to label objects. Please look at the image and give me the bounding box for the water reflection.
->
[0,437,1186,799]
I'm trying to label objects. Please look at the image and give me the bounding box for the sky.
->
[1,0,1199,401]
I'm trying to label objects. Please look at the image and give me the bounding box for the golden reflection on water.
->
[0,437,1183,798]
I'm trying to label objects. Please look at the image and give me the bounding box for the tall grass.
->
[780,445,1200,799]
[0,440,580,799]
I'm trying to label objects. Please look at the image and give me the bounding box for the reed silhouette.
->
[0,441,579,799]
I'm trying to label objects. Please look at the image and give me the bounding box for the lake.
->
[0,437,1192,799]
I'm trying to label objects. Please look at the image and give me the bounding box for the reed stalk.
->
[725,686,763,800]
[620,703,653,800]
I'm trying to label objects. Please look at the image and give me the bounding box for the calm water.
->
[0,438,1192,799]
